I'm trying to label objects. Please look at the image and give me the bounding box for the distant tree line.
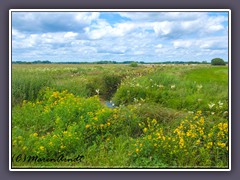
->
[12,60,227,65]
[12,60,52,64]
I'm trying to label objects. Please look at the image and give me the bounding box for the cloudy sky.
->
[11,11,229,62]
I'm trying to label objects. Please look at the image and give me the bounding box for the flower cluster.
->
[130,111,228,167]
[12,88,142,161]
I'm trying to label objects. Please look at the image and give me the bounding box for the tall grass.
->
[113,66,228,115]
[12,70,52,105]
[11,64,229,168]
[12,88,228,168]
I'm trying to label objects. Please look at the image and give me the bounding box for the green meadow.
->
[11,64,229,168]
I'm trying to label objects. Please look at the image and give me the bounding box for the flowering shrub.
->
[12,88,142,162]
[129,111,228,167]
[12,65,229,168]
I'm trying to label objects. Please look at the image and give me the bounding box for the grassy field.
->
[11,64,229,168]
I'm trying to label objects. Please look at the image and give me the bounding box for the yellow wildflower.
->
[217,131,224,138]
[208,133,213,138]
[186,130,192,137]
[152,119,157,125]
[196,110,202,115]
[179,138,184,148]
[217,142,226,148]
[193,116,198,120]
[196,139,201,145]
[191,133,197,138]
[218,123,228,132]
[223,123,228,129]
[148,135,152,140]
[218,123,223,131]
[199,129,204,135]
[85,124,90,129]
[206,142,213,149]
[143,128,147,133]
[199,117,204,125]
[39,146,45,151]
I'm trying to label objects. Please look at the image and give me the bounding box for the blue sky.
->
[11,11,229,62]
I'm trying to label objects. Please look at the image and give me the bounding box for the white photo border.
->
[9,9,231,171]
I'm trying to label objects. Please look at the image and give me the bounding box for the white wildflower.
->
[208,103,215,109]
[95,89,100,95]
[218,101,223,106]
[140,98,145,102]
[197,84,203,90]
[224,111,228,114]
[171,85,175,89]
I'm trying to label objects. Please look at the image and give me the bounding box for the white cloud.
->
[85,20,137,39]
[74,12,100,24]
[13,31,80,49]
[173,36,228,50]
[72,12,227,40]
[197,37,228,49]
[12,11,229,62]
[63,32,78,38]
[155,44,163,48]
[117,12,207,21]
[12,29,26,39]
[173,40,193,48]
[153,21,173,36]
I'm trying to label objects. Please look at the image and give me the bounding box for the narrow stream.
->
[105,101,115,108]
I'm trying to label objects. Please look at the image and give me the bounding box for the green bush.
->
[130,62,138,67]
[211,58,226,66]
[132,102,186,124]
[12,89,142,162]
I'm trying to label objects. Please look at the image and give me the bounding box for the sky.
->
[11,11,229,62]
